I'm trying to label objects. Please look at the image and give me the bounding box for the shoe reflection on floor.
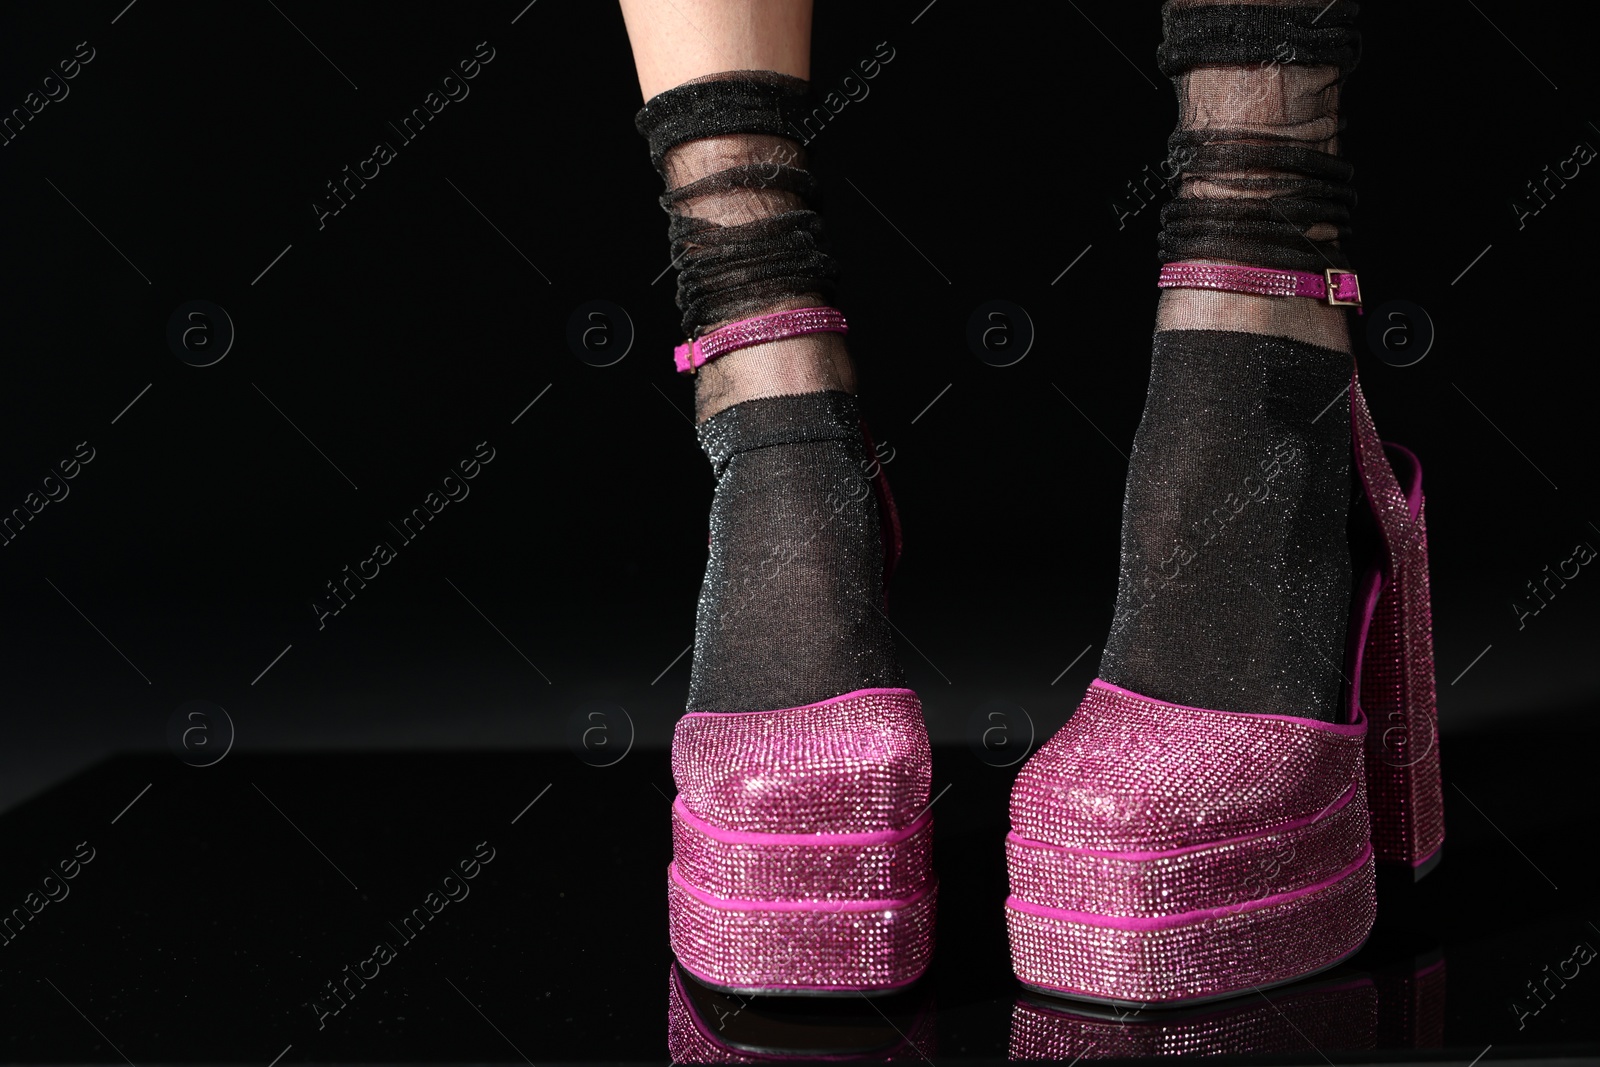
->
[667,964,937,1063]
[1008,936,1445,1060]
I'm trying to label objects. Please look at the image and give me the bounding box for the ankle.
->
[687,390,903,712]
[693,329,857,422]
[1156,284,1352,352]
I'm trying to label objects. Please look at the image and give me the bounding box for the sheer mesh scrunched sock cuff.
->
[637,72,855,422]
[1099,0,1361,723]
[1156,0,1359,272]
[688,391,905,712]
[636,79,906,712]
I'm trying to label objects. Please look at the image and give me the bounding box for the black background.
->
[3,1,1598,805]
[2,1,1600,1062]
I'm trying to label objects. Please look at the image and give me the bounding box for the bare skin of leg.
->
[618,0,813,99]
[1156,283,1349,349]
[618,0,855,421]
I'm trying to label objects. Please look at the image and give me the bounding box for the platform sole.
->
[1006,849,1374,1008]
[668,864,937,996]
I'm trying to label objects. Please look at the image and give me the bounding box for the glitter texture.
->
[670,687,936,992]
[669,868,936,993]
[1351,377,1445,867]
[1006,850,1374,1005]
[1006,784,1368,917]
[688,391,906,713]
[676,306,848,373]
[1010,680,1365,852]
[1098,330,1355,723]
[1006,680,1373,1003]
[673,801,934,902]
[673,689,930,834]
[1157,263,1362,305]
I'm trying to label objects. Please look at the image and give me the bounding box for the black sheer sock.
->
[635,75,906,712]
[689,392,903,712]
[1101,330,1353,719]
[1099,0,1360,721]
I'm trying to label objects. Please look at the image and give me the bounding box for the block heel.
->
[1350,381,1446,875]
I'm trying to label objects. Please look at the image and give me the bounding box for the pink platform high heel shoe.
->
[665,310,938,996]
[1005,272,1444,1005]
[668,688,938,994]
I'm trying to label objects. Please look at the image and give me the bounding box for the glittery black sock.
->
[1100,331,1352,719]
[1099,0,1360,721]
[688,391,904,712]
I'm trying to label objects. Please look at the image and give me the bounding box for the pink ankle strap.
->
[674,307,848,374]
[1158,263,1363,312]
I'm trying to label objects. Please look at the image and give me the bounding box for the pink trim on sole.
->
[1004,678,1375,1002]
[1009,782,1359,862]
[1006,851,1375,1005]
[1007,845,1371,931]
[669,867,937,993]
[669,862,932,913]
[1006,786,1369,918]
[672,794,931,847]
[674,801,934,903]
[1002,367,1445,1006]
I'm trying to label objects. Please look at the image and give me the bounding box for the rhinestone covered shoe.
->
[667,687,937,994]
[1004,374,1443,1007]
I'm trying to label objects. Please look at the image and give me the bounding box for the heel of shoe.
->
[1350,381,1445,876]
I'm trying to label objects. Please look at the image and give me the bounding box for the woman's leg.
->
[618,2,902,711]
[1099,0,1362,721]
[624,4,935,997]
[619,0,813,100]
[619,0,856,423]
[1004,3,1441,1007]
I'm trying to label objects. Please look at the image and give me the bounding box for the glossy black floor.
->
[1,727,1595,1065]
